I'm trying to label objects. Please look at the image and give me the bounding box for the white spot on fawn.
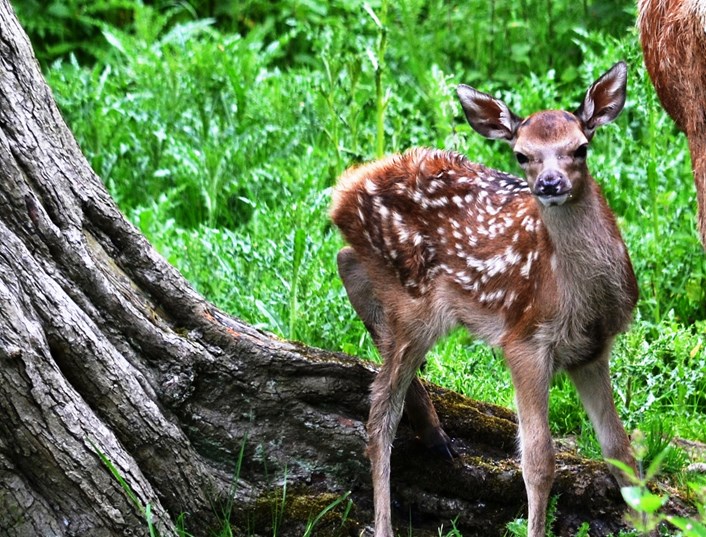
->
[480,289,505,304]
[456,272,472,284]
[520,255,533,278]
[503,246,521,266]
[520,250,539,279]
[397,225,409,243]
[427,179,443,193]
[504,290,517,308]
[430,196,449,208]
[487,256,508,277]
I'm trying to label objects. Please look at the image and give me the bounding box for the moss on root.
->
[248,487,363,536]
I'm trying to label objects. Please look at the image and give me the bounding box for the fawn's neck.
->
[536,178,632,334]
[539,179,619,272]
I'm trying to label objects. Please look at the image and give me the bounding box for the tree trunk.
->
[0,3,664,536]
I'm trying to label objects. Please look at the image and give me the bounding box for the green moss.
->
[249,487,361,536]
[429,384,518,450]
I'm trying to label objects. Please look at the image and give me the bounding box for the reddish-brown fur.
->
[638,0,706,247]
[331,63,637,537]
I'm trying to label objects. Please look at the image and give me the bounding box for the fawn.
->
[330,62,638,537]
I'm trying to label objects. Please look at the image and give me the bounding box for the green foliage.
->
[506,433,703,537]
[609,431,706,536]
[438,518,464,537]
[613,318,706,442]
[12,0,205,65]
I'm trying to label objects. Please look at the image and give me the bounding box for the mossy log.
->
[0,2,687,536]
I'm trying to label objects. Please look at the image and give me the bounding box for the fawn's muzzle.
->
[534,170,571,206]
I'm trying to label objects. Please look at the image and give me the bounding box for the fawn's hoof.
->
[421,427,458,460]
[429,438,458,460]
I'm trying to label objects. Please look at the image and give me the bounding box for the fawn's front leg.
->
[567,342,636,485]
[506,342,555,537]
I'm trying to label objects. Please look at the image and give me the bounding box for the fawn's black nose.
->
[535,170,569,197]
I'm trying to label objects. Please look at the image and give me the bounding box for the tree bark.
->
[0,3,674,536]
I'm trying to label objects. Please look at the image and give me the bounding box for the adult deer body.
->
[330,63,637,537]
[638,0,706,249]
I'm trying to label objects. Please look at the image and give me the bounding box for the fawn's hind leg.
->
[336,247,454,456]
[404,376,456,459]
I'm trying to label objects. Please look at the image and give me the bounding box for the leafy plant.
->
[609,430,706,536]
[437,517,464,536]
[504,494,561,537]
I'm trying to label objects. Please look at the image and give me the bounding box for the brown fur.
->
[638,0,706,247]
[331,63,637,537]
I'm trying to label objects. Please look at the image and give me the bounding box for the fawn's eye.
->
[515,152,529,165]
[573,144,588,159]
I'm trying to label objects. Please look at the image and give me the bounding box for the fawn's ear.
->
[575,61,627,139]
[457,84,522,142]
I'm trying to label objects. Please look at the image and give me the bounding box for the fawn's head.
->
[457,62,627,207]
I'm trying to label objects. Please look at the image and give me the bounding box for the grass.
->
[13,0,706,533]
